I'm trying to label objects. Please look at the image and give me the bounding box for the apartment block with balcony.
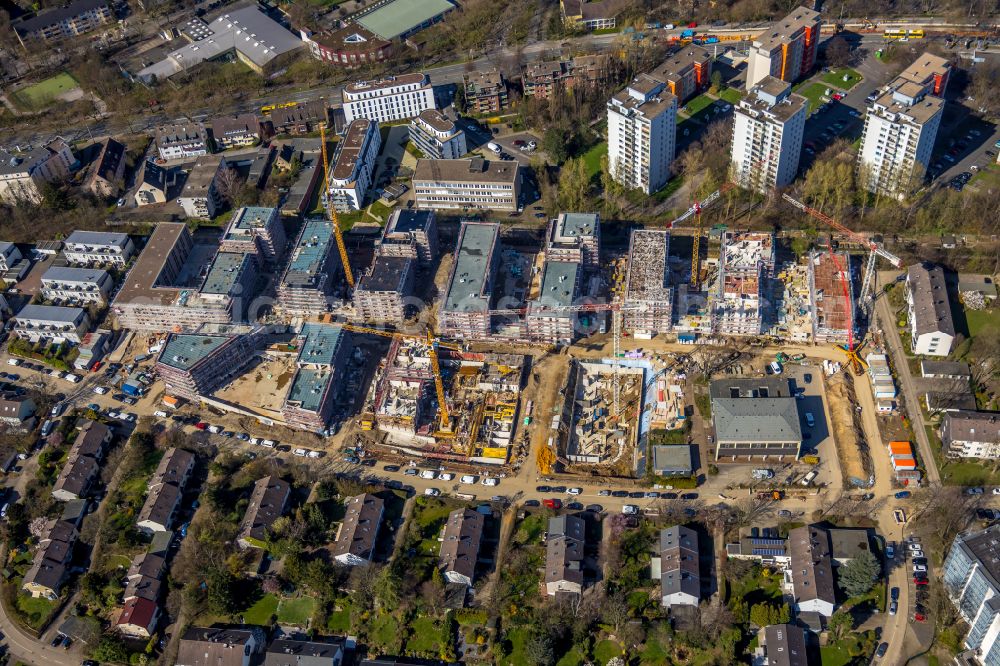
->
[353,255,416,324]
[546,213,600,271]
[377,209,438,267]
[177,155,226,220]
[219,206,286,267]
[607,75,677,194]
[343,73,436,125]
[210,113,262,150]
[40,266,113,305]
[13,304,89,344]
[942,525,1000,663]
[328,119,381,212]
[63,231,135,267]
[650,46,712,104]
[941,411,1000,459]
[155,123,209,161]
[439,221,500,340]
[526,259,581,346]
[906,262,954,357]
[276,218,337,316]
[13,0,111,46]
[522,55,610,99]
[0,137,76,205]
[412,158,520,212]
[745,6,821,89]
[408,110,468,160]
[464,69,508,113]
[281,323,351,432]
[731,76,807,193]
[156,330,262,401]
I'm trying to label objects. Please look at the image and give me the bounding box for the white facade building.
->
[731,76,807,192]
[408,109,467,159]
[745,6,821,89]
[40,266,114,305]
[906,262,955,357]
[154,123,209,161]
[0,137,76,204]
[342,73,436,124]
[0,242,22,271]
[63,231,136,267]
[607,74,677,194]
[328,119,381,212]
[13,304,90,344]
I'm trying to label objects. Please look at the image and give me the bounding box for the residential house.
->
[211,114,263,150]
[135,161,170,206]
[63,230,135,267]
[463,69,508,113]
[40,266,114,305]
[84,138,126,199]
[238,476,291,549]
[755,624,809,666]
[328,118,380,212]
[657,525,700,608]
[116,597,160,638]
[438,508,484,587]
[270,101,329,136]
[175,626,266,666]
[544,514,585,596]
[155,123,209,161]
[785,525,836,617]
[0,137,76,204]
[136,448,195,533]
[21,519,77,599]
[124,552,165,603]
[942,411,1000,459]
[12,304,90,344]
[0,392,36,427]
[408,109,468,160]
[12,0,112,46]
[906,263,955,357]
[0,242,22,272]
[178,155,227,220]
[263,638,345,666]
[941,525,1000,661]
[725,527,791,567]
[331,493,384,566]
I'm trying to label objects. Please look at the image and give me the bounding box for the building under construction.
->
[807,250,855,345]
[353,255,416,324]
[377,209,439,267]
[281,322,351,433]
[546,213,601,271]
[562,360,644,467]
[623,230,673,337]
[439,221,501,340]
[712,231,774,336]
[276,218,338,316]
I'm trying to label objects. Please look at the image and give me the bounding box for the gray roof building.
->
[439,508,484,586]
[786,525,836,617]
[942,411,1000,459]
[176,626,265,666]
[920,360,972,380]
[907,263,955,356]
[263,638,344,666]
[757,624,809,666]
[659,525,700,607]
[544,515,585,596]
[238,476,291,548]
[331,493,384,565]
[827,528,871,564]
[650,445,693,476]
[711,378,802,460]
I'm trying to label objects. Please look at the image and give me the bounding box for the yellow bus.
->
[907,29,925,38]
[884,29,907,39]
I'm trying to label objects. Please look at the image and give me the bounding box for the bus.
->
[907,29,925,39]
[884,29,907,39]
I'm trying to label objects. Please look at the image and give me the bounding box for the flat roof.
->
[41,266,109,285]
[283,219,333,287]
[415,109,456,134]
[332,119,374,183]
[200,252,251,296]
[753,5,820,50]
[651,445,693,472]
[444,222,499,312]
[899,53,950,87]
[158,334,230,371]
[873,84,944,123]
[610,85,676,120]
[358,255,412,293]
[384,209,433,236]
[532,260,579,309]
[344,72,428,95]
[652,45,711,81]
[555,212,598,238]
[15,304,85,323]
[181,156,223,197]
[64,230,130,248]
[356,0,455,39]
[226,206,277,238]
[297,322,344,366]
[114,223,187,306]
[413,158,518,185]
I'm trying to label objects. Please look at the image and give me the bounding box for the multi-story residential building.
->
[623,230,672,337]
[710,378,802,460]
[658,525,700,608]
[942,525,1000,663]
[546,212,600,271]
[545,515,585,596]
[607,75,677,194]
[439,221,500,340]
[651,46,713,104]
[300,25,392,67]
[21,520,78,599]
[354,256,416,324]
[13,304,89,344]
[263,639,344,666]
[906,262,955,356]
[0,242,22,272]
[438,508,484,588]
[270,101,329,135]
[52,420,111,502]
[13,0,111,46]
[560,0,626,29]
[116,597,160,639]
[378,209,438,267]
[211,114,262,150]
[785,525,836,617]
[40,266,114,305]
[412,157,520,211]
[276,218,337,316]
[282,323,351,432]
[0,137,76,204]
[941,411,1000,459]
[154,123,209,161]
[756,624,809,666]
[178,155,226,220]
[526,259,581,346]
[463,69,508,113]
[63,230,135,267]
[408,110,468,160]
[84,138,126,199]
[156,330,262,400]
[745,6,821,89]
[328,119,381,212]
[713,231,775,336]
[176,627,265,666]
[332,493,384,566]
[343,73,436,125]
[137,448,195,533]
[238,476,291,549]
[196,251,259,323]
[807,250,855,345]
[220,206,286,267]
[0,393,36,427]
[731,76,807,192]
[857,54,950,198]
[134,161,170,206]
[522,55,610,99]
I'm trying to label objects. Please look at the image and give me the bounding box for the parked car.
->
[566,487,581,495]
[967,487,985,495]
[889,601,898,615]
[622,504,639,515]
[895,491,911,499]
[876,643,889,658]
[424,488,440,497]
[543,498,562,509]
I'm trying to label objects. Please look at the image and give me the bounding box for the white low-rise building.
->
[906,262,954,357]
[343,73,436,125]
[13,304,90,344]
[328,119,380,212]
[408,109,468,159]
[63,231,135,267]
[0,137,76,204]
[154,123,209,161]
[40,266,114,305]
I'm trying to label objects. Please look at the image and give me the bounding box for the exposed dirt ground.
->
[215,355,297,417]
[825,372,866,483]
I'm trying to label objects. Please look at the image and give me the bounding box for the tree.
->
[601,590,631,634]
[838,550,881,598]
[825,36,852,68]
[91,635,130,663]
[206,568,241,616]
[523,632,555,666]
[828,610,854,640]
[374,564,401,612]
[542,126,569,165]
[557,158,590,211]
[709,70,723,94]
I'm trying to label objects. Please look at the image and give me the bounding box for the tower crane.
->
[339,324,460,436]
[319,123,356,289]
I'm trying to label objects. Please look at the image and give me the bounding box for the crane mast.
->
[319,123,355,289]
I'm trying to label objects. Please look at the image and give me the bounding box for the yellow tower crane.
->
[319,123,355,289]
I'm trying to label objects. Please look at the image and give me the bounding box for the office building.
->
[354,256,416,324]
[13,0,111,46]
[439,221,500,340]
[906,262,955,356]
[623,230,672,336]
[545,515,586,596]
[546,212,600,271]
[657,525,700,608]
[63,230,135,267]
[713,231,775,336]
[858,54,950,198]
[746,6,821,89]
[942,525,1000,663]
[276,218,337,316]
[464,69,508,113]
[300,25,392,67]
[84,138,126,199]
[408,110,468,160]
[156,330,262,400]
[439,508,484,588]
[220,206,286,267]
[807,250,854,345]
[731,76,807,192]
[378,209,438,267]
[332,493,384,566]
[328,118,381,212]
[785,525,836,617]
[0,137,76,204]
[154,123,209,161]
[343,73,435,125]
[13,304,89,344]
[211,114,262,149]
[651,45,713,104]
[238,476,291,549]
[178,155,226,220]
[710,378,802,460]
[282,323,351,432]
[607,75,677,194]
[412,157,520,211]
[941,411,1000,459]
[40,266,114,305]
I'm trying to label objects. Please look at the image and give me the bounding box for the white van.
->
[420,470,437,480]
[460,475,477,484]
[801,470,819,486]
[153,410,168,418]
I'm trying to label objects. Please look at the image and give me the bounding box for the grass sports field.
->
[13,73,80,110]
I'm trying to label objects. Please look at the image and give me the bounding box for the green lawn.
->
[277,596,316,625]
[820,645,854,666]
[368,199,394,223]
[556,648,586,666]
[719,87,743,104]
[594,640,623,665]
[514,513,547,546]
[965,307,1000,338]
[326,599,352,632]
[370,613,402,652]
[822,67,862,90]
[405,615,441,654]
[682,93,716,117]
[582,142,608,179]
[498,627,531,666]
[797,82,831,113]
[243,593,278,626]
[13,73,79,110]
[15,591,59,630]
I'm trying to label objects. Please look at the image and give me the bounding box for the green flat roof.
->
[297,322,344,367]
[159,334,230,371]
[444,222,498,312]
[201,252,252,296]
[286,367,333,413]
[357,0,455,39]
[533,260,579,309]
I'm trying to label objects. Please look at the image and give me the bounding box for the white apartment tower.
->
[343,73,436,125]
[857,54,951,199]
[731,76,807,192]
[607,74,677,194]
